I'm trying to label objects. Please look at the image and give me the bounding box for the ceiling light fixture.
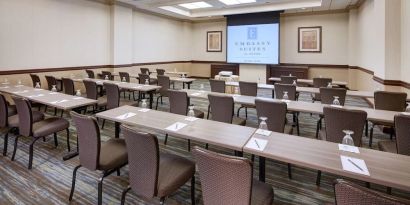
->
[218,0,256,6]
[159,6,191,16]
[179,1,213,9]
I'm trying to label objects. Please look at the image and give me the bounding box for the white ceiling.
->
[116,0,360,21]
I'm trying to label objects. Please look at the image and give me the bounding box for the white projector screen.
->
[227,23,279,64]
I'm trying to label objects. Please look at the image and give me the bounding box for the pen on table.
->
[348,158,364,171]
[175,123,178,129]
[254,139,260,149]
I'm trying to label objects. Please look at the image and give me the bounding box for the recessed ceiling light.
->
[179,1,213,9]
[219,0,256,6]
[159,6,191,16]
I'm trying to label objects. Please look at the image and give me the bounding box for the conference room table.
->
[184,89,400,124]
[268,77,348,87]
[0,84,97,110]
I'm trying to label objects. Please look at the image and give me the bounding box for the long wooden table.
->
[0,84,97,110]
[269,77,348,87]
[244,131,410,192]
[184,89,399,124]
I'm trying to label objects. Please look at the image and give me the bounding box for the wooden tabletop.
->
[244,131,410,192]
[95,105,256,151]
[0,84,97,110]
[184,89,399,124]
[269,77,348,86]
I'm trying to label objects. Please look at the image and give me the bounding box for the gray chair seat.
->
[251,180,274,205]
[194,109,204,119]
[157,153,195,197]
[8,111,45,127]
[378,141,397,153]
[232,116,246,126]
[284,125,293,135]
[32,117,69,137]
[99,138,128,170]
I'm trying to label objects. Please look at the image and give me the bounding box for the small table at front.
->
[95,105,256,152]
[243,131,410,192]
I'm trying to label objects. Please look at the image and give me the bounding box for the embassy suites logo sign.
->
[233,27,271,55]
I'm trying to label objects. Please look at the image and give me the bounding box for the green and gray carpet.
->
[0,79,409,205]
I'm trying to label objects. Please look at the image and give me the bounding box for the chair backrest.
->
[118,72,130,82]
[255,99,287,133]
[62,77,75,95]
[12,97,33,137]
[83,79,98,100]
[192,147,253,205]
[333,179,410,205]
[122,125,159,198]
[208,94,234,123]
[239,81,257,96]
[30,74,41,88]
[86,70,95,79]
[71,111,101,171]
[374,91,407,112]
[140,68,150,75]
[101,71,113,80]
[157,75,170,96]
[104,82,120,110]
[280,76,297,85]
[209,79,225,93]
[168,90,189,116]
[320,87,347,105]
[313,78,332,88]
[138,73,150,84]
[0,94,9,128]
[45,75,58,91]
[323,106,367,146]
[274,84,297,101]
[395,114,410,156]
[156,69,165,76]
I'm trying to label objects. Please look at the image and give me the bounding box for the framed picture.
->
[207,31,222,52]
[298,26,322,53]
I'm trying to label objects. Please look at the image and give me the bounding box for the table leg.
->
[183,82,185,89]
[259,156,266,182]
[149,92,154,109]
[115,122,120,138]
[187,82,191,89]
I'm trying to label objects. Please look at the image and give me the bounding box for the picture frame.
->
[298,26,322,53]
[207,31,222,52]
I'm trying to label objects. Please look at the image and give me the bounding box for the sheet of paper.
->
[73,97,85,100]
[138,108,150,112]
[165,122,187,132]
[51,99,69,104]
[28,94,45,98]
[14,85,24,87]
[340,155,370,176]
[34,89,43,91]
[13,90,29,94]
[245,138,268,151]
[185,117,198,122]
[338,144,360,153]
[401,112,410,116]
[331,105,343,108]
[132,86,142,89]
[190,93,201,96]
[255,129,272,136]
[0,86,9,89]
[116,112,137,120]
[49,92,58,95]
[281,99,291,103]
[233,94,241,97]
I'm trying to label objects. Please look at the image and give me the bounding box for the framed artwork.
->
[298,26,322,53]
[207,31,222,52]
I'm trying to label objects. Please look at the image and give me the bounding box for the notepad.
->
[165,122,187,132]
[138,108,150,112]
[51,99,68,104]
[185,117,198,122]
[13,90,29,94]
[132,86,142,89]
[338,144,360,153]
[28,94,44,98]
[116,112,136,120]
[281,99,291,103]
[255,129,272,136]
[340,155,370,176]
[34,89,43,91]
[191,93,201,96]
[245,138,268,151]
[73,97,84,100]
[49,92,58,95]
[331,105,343,108]
[14,85,24,87]
[233,94,241,97]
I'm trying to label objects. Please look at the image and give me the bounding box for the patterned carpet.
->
[0,79,409,205]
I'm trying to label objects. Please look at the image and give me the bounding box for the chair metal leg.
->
[287,163,292,179]
[60,110,64,117]
[69,165,82,201]
[3,131,9,156]
[369,125,374,148]
[120,186,132,205]
[245,107,248,119]
[187,139,191,152]
[237,106,244,117]
[66,128,71,152]
[207,105,210,119]
[164,134,168,145]
[365,120,369,137]
[205,143,209,150]
[54,107,57,116]
[97,172,106,205]
[117,168,121,176]
[296,113,300,136]
[160,197,166,205]
[156,96,161,110]
[53,133,58,147]
[11,135,21,161]
[101,119,106,129]
[315,119,321,139]
[28,137,41,169]
[191,177,196,205]
[316,170,321,186]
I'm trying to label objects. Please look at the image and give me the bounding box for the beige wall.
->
[401,0,410,83]
[191,21,227,61]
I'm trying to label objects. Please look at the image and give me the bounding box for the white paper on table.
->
[13,90,29,94]
[34,89,43,91]
[28,94,45,98]
[190,93,201,96]
[331,105,343,108]
[165,122,187,132]
[340,155,370,176]
[14,85,24,87]
[245,138,268,151]
[51,99,69,104]
[185,117,198,122]
[0,86,9,89]
[401,112,410,116]
[73,97,85,100]
[138,108,150,112]
[49,92,58,95]
[281,99,291,103]
[132,86,142,89]
[233,94,241,97]
[338,144,360,153]
[116,112,137,120]
[255,129,272,136]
